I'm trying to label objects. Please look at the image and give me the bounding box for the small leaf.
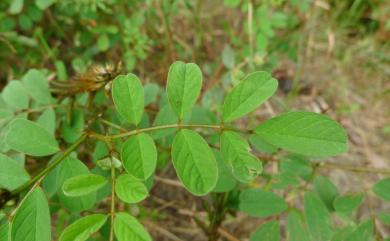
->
[314,176,339,211]
[304,192,333,241]
[378,213,390,226]
[22,69,52,104]
[151,105,178,139]
[1,81,29,110]
[144,83,160,106]
[63,174,107,197]
[0,221,9,241]
[114,212,152,241]
[11,188,51,241]
[6,118,59,156]
[121,133,157,180]
[222,71,277,122]
[171,129,218,195]
[56,157,96,212]
[239,189,287,218]
[0,153,30,191]
[287,210,310,241]
[255,112,348,157]
[58,214,107,241]
[334,193,364,215]
[250,220,280,241]
[8,0,24,14]
[112,74,144,125]
[373,178,390,201]
[212,149,237,193]
[220,131,262,183]
[345,219,374,241]
[115,174,148,204]
[37,108,56,135]
[61,109,84,143]
[35,0,56,10]
[166,61,202,119]
[222,45,235,69]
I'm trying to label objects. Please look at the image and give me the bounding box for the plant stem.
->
[318,163,390,175]
[89,124,250,140]
[10,133,88,197]
[109,158,116,241]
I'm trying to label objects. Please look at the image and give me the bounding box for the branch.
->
[89,124,251,140]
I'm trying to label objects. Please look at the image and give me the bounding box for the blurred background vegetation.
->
[0,0,389,240]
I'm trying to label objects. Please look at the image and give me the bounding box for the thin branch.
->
[89,124,251,140]
[318,163,390,175]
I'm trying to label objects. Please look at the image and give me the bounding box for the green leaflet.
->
[0,153,30,191]
[58,214,107,241]
[222,71,277,122]
[344,219,374,241]
[37,108,56,135]
[56,157,96,212]
[304,192,333,241]
[314,176,339,211]
[334,193,364,215]
[22,69,52,105]
[5,118,59,156]
[115,174,148,204]
[212,149,237,193]
[239,188,287,218]
[11,188,51,241]
[112,74,144,125]
[1,81,29,110]
[255,111,348,157]
[171,129,218,195]
[121,133,157,180]
[114,212,152,241]
[220,131,262,183]
[287,210,310,241]
[62,174,107,197]
[372,178,390,201]
[166,61,202,119]
[250,220,280,241]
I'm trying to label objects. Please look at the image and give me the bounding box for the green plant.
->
[1,59,385,241]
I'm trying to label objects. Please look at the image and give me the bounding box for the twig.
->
[218,227,241,241]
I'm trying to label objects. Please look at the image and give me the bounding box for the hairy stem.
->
[89,123,250,140]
